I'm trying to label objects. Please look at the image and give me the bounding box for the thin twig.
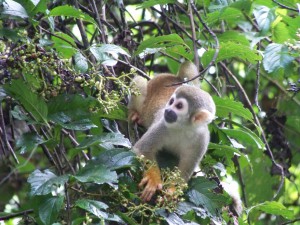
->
[272,0,299,12]
[254,42,262,111]
[0,209,34,220]
[188,1,199,70]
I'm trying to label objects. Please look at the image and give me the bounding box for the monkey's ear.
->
[192,109,215,124]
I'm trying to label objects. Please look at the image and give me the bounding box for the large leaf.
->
[52,32,76,58]
[48,94,98,130]
[74,51,88,73]
[90,44,130,66]
[38,195,64,225]
[4,80,48,124]
[73,162,118,186]
[76,199,122,222]
[134,34,189,57]
[250,201,294,220]
[220,128,264,150]
[14,0,48,17]
[77,133,131,150]
[263,43,295,73]
[1,0,28,18]
[202,42,261,67]
[213,96,254,123]
[16,133,45,154]
[49,5,97,25]
[28,169,69,196]
[253,5,276,35]
[95,149,136,170]
[187,177,229,218]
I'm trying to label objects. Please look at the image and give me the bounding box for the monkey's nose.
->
[164,109,177,123]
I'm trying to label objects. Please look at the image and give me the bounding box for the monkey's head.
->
[164,85,216,127]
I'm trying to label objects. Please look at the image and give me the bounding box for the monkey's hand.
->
[129,110,142,125]
[139,165,162,201]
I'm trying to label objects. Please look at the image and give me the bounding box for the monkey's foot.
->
[139,165,162,201]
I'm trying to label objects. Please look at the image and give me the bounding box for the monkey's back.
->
[141,74,182,128]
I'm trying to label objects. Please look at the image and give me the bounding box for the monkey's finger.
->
[141,187,155,201]
[157,183,163,190]
[138,176,149,188]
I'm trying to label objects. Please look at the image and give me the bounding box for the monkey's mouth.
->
[164,109,177,123]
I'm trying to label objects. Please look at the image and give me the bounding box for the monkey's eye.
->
[169,98,174,105]
[176,102,183,109]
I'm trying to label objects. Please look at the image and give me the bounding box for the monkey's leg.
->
[139,165,163,201]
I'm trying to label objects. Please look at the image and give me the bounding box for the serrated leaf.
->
[48,94,98,129]
[213,96,254,122]
[52,114,97,130]
[207,7,244,25]
[38,195,64,225]
[52,32,76,58]
[77,133,131,150]
[251,201,294,220]
[2,0,28,18]
[134,34,189,57]
[90,44,130,66]
[263,43,294,73]
[202,42,261,67]
[74,51,88,72]
[16,133,45,154]
[28,169,69,196]
[73,162,118,185]
[95,149,136,170]
[49,5,97,25]
[217,31,249,46]
[76,199,122,222]
[253,5,276,34]
[4,80,48,124]
[136,0,175,9]
[187,177,229,218]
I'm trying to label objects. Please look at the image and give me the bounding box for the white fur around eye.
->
[173,98,188,115]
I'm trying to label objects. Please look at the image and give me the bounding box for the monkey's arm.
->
[133,121,166,201]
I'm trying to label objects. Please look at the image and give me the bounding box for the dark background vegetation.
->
[0,0,299,224]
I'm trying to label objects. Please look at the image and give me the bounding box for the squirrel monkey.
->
[128,62,216,201]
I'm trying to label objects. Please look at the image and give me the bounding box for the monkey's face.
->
[164,94,189,127]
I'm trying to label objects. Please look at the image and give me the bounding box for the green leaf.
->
[2,0,28,18]
[207,7,244,25]
[137,0,175,9]
[134,34,189,57]
[16,133,45,154]
[250,201,294,220]
[213,96,254,123]
[73,162,118,185]
[95,149,136,170]
[37,195,64,225]
[90,44,130,66]
[74,51,88,72]
[263,43,295,73]
[52,32,76,58]
[202,42,261,67]
[77,133,131,150]
[253,5,276,35]
[4,80,48,124]
[49,5,97,25]
[48,94,98,130]
[220,128,264,149]
[14,0,48,17]
[273,22,291,44]
[76,199,122,222]
[217,31,250,46]
[187,177,229,218]
[208,143,251,171]
[28,170,69,196]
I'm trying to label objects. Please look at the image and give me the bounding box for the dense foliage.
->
[0,0,299,224]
